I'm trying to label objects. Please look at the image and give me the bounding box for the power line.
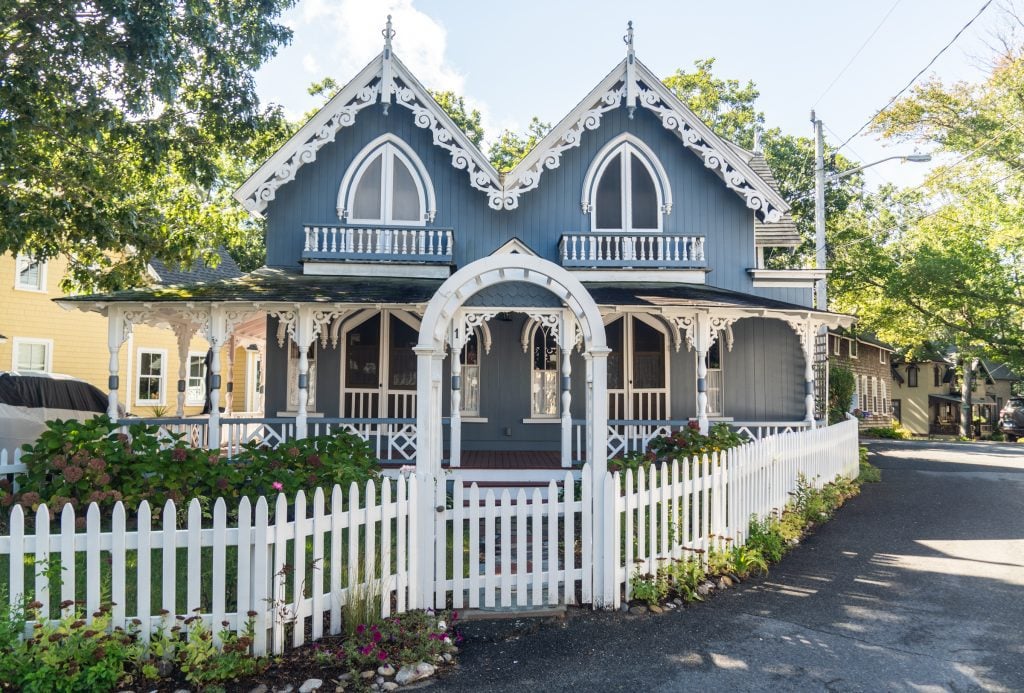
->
[835,0,994,154]
[813,0,904,108]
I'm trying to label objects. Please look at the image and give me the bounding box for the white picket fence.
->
[1,476,417,656]
[0,448,26,491]
[608,417,860,606]
[0,418,859,650]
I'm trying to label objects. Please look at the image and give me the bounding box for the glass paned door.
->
[606,316,669,421]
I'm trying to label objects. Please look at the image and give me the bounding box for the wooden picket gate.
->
[431,467,594,610]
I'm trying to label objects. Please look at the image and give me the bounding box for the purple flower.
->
[272,481,283,491]
[356,624,366,635]
[377,650,388,661]
[360,644,374,656]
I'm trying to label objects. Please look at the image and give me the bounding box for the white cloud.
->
[299,0,465,93]
[301,53,320,74]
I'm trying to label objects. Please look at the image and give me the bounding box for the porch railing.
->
[572,419,814,462]
[559,233,706,269]
[302,224,454,263]
[117,416,417,462]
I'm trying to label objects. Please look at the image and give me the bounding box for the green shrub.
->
[828,364,856,424]
[746,515,786,563]
[862,425,911,439]
[609,422,747,474]
[729,545,768,578]
[1,417,382,522]
[312,610,457,673]
[660,557,706,602]
[630,568,668,606]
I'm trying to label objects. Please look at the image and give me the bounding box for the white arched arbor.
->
[413,253,611,606]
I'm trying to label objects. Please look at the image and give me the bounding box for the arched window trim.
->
[581,134,672,232]
[337,134,437,224]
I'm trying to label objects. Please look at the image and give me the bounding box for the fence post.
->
[587,347,611,608]
[411,347,443,609]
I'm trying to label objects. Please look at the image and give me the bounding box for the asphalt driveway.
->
[435,440,1024,692]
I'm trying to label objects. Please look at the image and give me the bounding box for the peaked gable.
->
[236,27,791,224]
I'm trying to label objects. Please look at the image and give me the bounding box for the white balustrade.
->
[303,226,454,260]
[560,233,705,267]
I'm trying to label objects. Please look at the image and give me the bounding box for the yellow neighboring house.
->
[0,251,263,418]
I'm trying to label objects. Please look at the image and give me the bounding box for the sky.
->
[254,0,1020,190]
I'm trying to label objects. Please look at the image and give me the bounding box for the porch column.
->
[693,312,711,435]
[449,321,463,468]
[802,319,816,427]
[106,307,132,420]
[587,346,611,608]
[413,345,444,609]
[559,311,573,468]
[204,307,229,450]
[172,323,193,418]
[293,307,316,440]
[224,336,236,416]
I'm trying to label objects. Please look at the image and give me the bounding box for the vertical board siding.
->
[264,103,799,304]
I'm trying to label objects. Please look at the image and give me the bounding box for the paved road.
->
[435,440,1024,692]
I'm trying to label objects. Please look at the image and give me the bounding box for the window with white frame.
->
[530,323,559,417]
[849,339,858,358]
[879,349,887,364]
[339,135,435,225]
[186,353,207,405]
[14,255,46,291]
[583,135,671,232]
[832,336,841,356]
[880,380,888,414]
[136,349,166,405]
[12,338,51,373]
[460,330,481,416]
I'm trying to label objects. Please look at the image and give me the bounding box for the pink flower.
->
[272,481,283,491]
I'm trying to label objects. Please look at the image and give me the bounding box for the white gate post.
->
[412,345,442,608]
[449,317,463,468]
[587,346,611,608]
[559,310,574,469]
[802,319,816,428]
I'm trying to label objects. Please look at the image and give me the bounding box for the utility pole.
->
[812,110,827,311]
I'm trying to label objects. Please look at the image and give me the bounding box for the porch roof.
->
[58,268,850,324]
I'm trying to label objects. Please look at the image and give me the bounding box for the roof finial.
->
[382,14,395,56]
[753,125,763,155]
[624,21,637,118]
[623,20,634,63]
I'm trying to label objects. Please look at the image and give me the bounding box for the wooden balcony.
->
[302,224,454,264]
[559,233,706,269]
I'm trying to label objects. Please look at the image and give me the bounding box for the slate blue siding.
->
[723,318,805,420]
[264,102,803,304]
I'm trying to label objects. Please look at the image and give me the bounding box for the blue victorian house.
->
[64,21,851,483]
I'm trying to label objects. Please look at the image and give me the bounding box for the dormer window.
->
[582,134,672,232]
[338,134,436,225]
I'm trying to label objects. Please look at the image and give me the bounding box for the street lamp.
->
[811,110,931,310]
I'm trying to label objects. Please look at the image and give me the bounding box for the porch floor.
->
[451,450,564,469]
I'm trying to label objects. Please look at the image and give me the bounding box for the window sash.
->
[347,144,425,225]
[530,326,559,417]
[136,350,165,405]
[14,341,49,373]
[186,354,207,404]
[14,255,44,291]
[592,143,662,232]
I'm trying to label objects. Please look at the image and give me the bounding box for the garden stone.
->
[377,664,396,677]
[619,602,630,612]
[382,683,399,692]
[673,598,684,606]
[250,686,268,693]
[360,670,376,680]
[376,676,385,685]
[629,605,648,615]
[395,666,417,686]
[415,662,436,678]
[275,687,294,693]
[338,673,353,681]
[649,604,664,614]
[717,576,733,589]
[442,652,453,663]
[299,680,323,693]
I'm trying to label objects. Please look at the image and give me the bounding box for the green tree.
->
[662,59,864,268]
[488,117,552,172]
[1,0,296,291]
[430,91,485,148]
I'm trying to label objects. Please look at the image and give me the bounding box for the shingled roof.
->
[148,248,243,286]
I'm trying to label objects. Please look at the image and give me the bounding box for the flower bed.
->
[608,422,747,475]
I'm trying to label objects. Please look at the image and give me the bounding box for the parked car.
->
[999,396,1024,442]
[0,371,109,453]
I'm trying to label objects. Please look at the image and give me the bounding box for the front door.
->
[342,311,419,420]
[606,315,669,421]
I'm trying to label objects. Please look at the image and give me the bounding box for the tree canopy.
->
[1,0,296,290]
